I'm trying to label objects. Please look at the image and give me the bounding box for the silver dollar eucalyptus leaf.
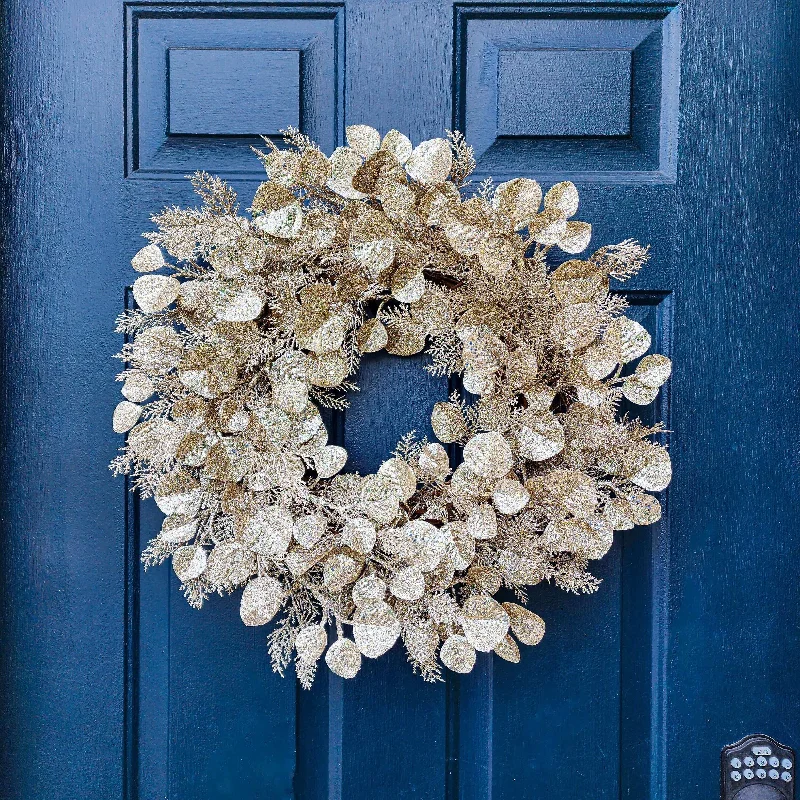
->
[325,638,362,679]
[492,478,530,515]
[131,243,165,273]
[502,603,546,646]
[240,575,284,626]
[295,625,328,663]
[293,513,327,549]
[352,600,401,658]
[314,446,348,479]
[460,595,510,652]
[133,275,181,313]
[440,634,476,674]
[405,138,453,185]
[172,545,207,582]
[214,288,265,322]
[341,517,377,554]
[243,506,294,559]
[390,565,425,601]
[463,432,514,480]
[352,575,387,605]
[121,371,155,403]
[378,457,417,501]
[493,634,521,663]
[159,515,198,545]
[113,400,142,433]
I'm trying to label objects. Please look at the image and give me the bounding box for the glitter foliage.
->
[112,126,671,686]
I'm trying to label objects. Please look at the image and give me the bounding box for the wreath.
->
[112,125,671,686]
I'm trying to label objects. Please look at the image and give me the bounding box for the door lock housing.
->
[722,734,795,800]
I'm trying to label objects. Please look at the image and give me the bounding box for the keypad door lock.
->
[722,734,795,799]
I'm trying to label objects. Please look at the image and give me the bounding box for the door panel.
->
[2,2,799,800]
[453,4,681,182]
[125,3,344,178]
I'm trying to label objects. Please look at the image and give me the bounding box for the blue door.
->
[1,2,798,799]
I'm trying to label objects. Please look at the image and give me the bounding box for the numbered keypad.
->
[723,735,795,798]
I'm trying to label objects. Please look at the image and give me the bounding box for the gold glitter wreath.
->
[112,126,672,686]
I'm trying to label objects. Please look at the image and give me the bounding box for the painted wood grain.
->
[668,0,800,798]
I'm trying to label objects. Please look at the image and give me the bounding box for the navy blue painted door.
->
[1,2,799,799]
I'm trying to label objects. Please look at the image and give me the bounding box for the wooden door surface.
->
[1,2,798,799]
